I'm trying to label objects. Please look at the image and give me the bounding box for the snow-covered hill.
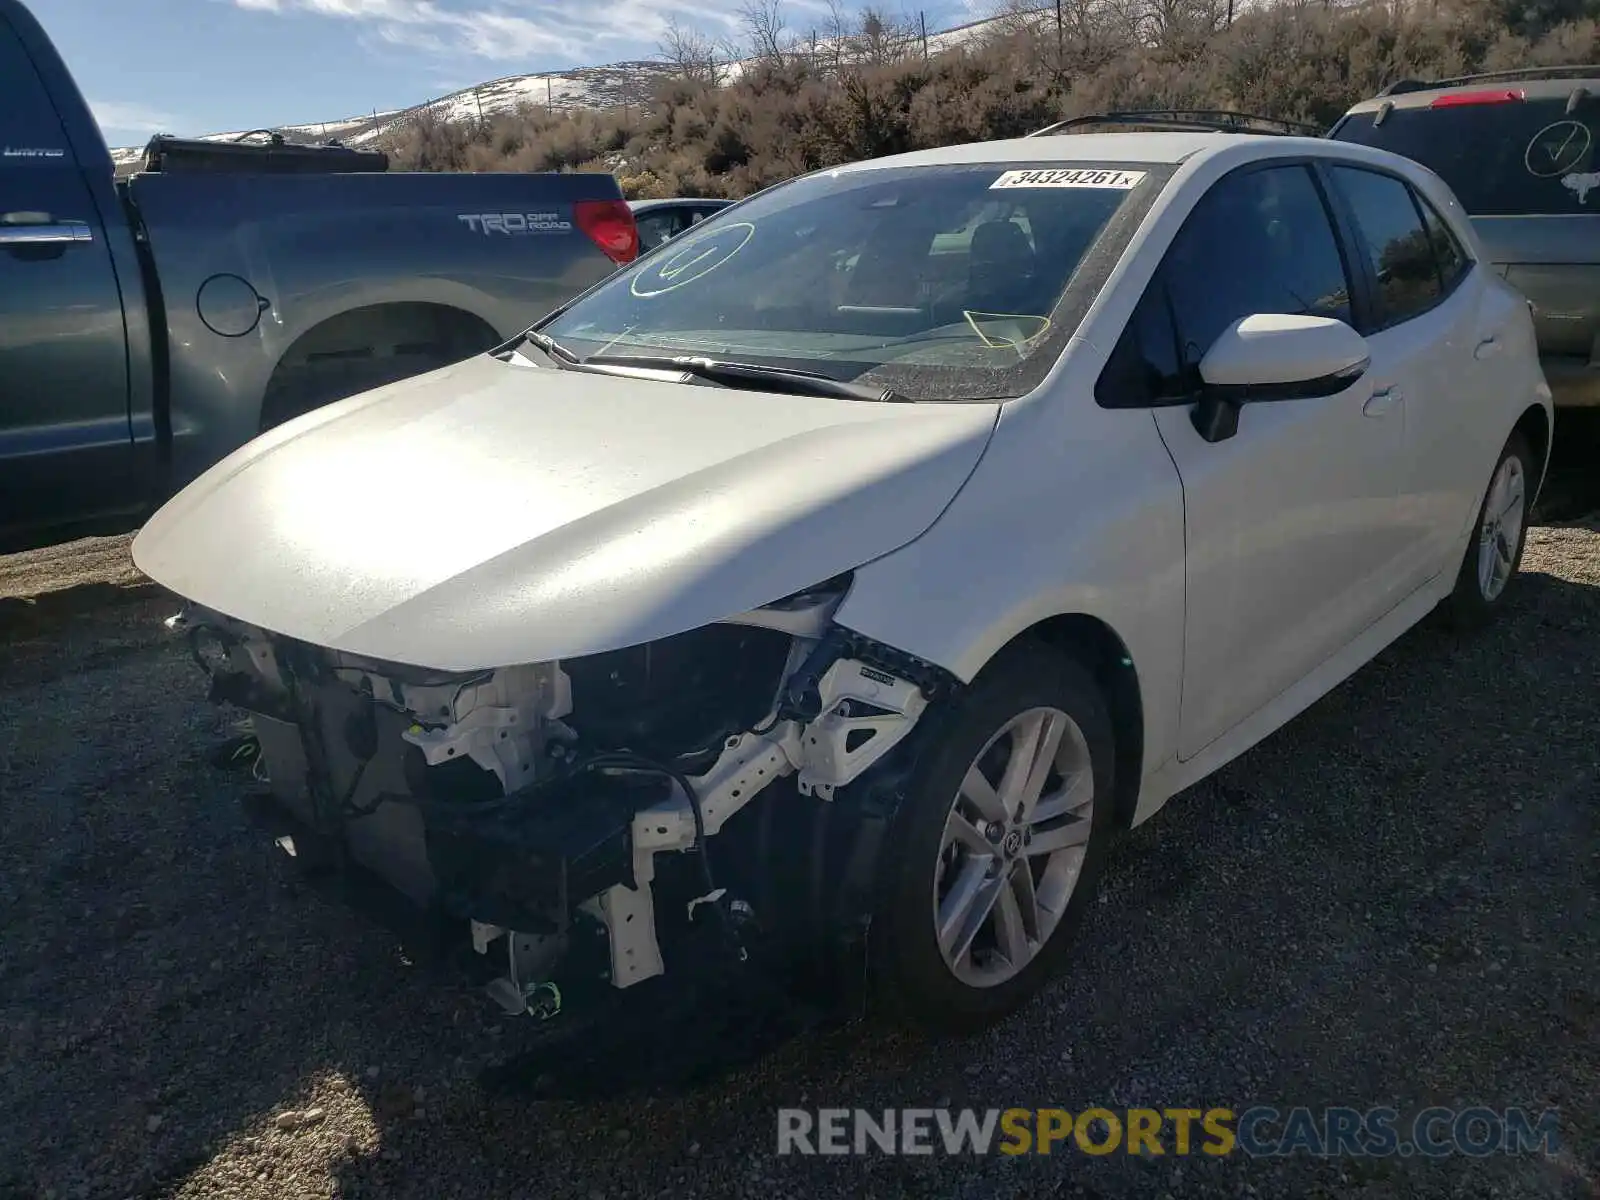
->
[340,59,681,148]
[107,10,1022,168]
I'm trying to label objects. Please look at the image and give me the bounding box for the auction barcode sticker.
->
[990,168,1147,190]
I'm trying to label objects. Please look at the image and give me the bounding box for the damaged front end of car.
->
[172,573,960,1018]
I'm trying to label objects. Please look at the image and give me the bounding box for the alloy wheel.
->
[932,706,1096,989]
[1477,453,1527,602]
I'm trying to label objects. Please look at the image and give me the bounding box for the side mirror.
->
[1191,314,1370,443]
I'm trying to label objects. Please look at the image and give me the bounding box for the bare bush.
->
[740,0,796,63]
[381,0,1600,198]
[659,16,738,86]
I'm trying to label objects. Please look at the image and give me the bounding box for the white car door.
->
[1136,162,1415,760]
[1322,164,1493,590]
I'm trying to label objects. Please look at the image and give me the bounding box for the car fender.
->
[832,372,1188,780]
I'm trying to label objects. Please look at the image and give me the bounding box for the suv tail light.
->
[573,200,639,265]
[1431,89,1525,107]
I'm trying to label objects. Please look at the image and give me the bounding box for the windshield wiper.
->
[582,353,913,403]
[518,329,580,364]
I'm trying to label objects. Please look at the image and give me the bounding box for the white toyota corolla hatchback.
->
[132,128,1552,1034]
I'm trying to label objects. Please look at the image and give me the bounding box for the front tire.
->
[1443,429,1535,631]
[868,641,1116,1035]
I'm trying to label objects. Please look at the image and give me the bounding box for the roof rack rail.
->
[1378,64,1600,95]
[1027,109,1324,137]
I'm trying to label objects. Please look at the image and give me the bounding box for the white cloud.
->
[230,0,751,62]
[89,99,186,135]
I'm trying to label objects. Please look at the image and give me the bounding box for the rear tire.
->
[1442,429,1535,632]
[867,641,1116,1035]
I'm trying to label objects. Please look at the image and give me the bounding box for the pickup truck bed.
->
[1,0,637,552]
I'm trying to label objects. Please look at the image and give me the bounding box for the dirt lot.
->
[2,475,1598,1200]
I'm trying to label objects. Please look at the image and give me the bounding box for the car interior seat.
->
[966,219,1040,314]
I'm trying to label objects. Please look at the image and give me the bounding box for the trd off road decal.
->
[990,168,1147,190]
[457,212,573,235]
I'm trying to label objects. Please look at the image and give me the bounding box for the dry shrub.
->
[382,0,1600,193]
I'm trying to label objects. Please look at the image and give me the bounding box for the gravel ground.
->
[1,479,1598,1200]
[0,533,144,604]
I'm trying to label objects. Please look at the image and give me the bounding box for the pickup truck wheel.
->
[1443,429,1534,632]
[868,642,1115,1035]
[258,351,456,432]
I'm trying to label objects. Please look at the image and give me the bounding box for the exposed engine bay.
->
[174,574,961,1018]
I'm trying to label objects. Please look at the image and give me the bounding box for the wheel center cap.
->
[1002,828,1023,856]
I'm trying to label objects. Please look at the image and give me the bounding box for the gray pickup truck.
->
[0,0,638,553]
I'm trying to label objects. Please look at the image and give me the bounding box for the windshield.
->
[537,161,1170,401]
[1330,97,1600,216]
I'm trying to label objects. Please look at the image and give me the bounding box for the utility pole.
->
[1055,0,1064,59]
[920,10,928,60]
[547,75,553,115]
[474,87,484,126]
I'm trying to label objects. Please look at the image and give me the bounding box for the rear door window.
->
[1329,96,1600,216]
[1330,166,1444,328]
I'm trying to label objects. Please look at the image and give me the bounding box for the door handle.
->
[0,214,94,246]
[1474,336,1502,360]
[1363,386,1401,417]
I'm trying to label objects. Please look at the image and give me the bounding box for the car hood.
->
[132,354,999,671]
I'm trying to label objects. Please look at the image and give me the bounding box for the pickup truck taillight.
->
[574,200,640,265]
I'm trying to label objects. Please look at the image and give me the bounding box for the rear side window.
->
[0,17,71,160]
[1330,166,1442,328]
[1329,97,1599,217]
[1162,164,1354,374]
[1419,196,1470,290]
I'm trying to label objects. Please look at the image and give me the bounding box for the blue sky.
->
[30,0,980,148]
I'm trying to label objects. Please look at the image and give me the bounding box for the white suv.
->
[133,126,1551,1034]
